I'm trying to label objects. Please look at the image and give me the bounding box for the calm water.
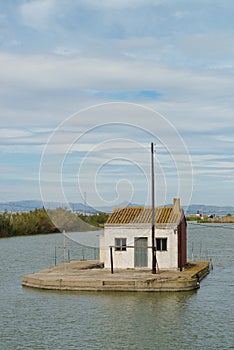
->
[0,224,233,350]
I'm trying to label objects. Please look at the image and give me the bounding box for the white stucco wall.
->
[156,228,178,269]
[101,224,178,270]
[99,234,105,263]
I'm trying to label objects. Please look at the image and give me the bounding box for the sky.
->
[0,0,234,210]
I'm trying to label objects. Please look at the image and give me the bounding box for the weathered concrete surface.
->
[22,260,209,292]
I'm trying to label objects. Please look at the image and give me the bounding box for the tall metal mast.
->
[151,142,156,274]
[83,191,87,216]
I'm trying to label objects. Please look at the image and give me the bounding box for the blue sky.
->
[0,0,234,209]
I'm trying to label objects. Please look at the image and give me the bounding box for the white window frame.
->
[156,238,167,251]
[115,238,127,251]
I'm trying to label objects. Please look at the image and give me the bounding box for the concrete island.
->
[22,199,210,292]
[22,260,209,292]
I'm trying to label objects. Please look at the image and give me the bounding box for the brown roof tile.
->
[106,206,183,225]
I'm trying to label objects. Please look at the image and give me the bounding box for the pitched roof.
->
[106,205,183,225]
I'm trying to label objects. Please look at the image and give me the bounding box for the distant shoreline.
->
[186,216,234,224]
[1,200,234,217]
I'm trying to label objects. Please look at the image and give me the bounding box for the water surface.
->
[0,224,233,349]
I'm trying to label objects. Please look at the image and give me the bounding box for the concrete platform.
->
[22,260,209,292]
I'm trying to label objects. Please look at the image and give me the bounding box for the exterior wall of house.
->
[156,227,178,270]
[101,224,179,270]
[99,234,105,263]
[177,216,187,269]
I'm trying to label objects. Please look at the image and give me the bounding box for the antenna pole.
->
[151,142,156,274]
[63,230,66,272]
[84,191,87,216]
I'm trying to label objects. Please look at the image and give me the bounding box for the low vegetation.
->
[0,208,109,238]
[186,213,234,223]
[0,208,58,237]
[77,213,109,228]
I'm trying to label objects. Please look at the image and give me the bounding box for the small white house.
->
[99,198,187,271]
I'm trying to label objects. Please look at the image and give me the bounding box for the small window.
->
[156,238,167,251]
[115,238,127,251]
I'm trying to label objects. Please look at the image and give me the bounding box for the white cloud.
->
[53,47,80,56]
[20,0,56,30]
[0,127,53,154]
[216,135,234,143]
[1,0,234,205]
[178,32,234,63]
[0,128,32,139]
[0,49,233,145]
[0,144,43,155]
[77,0,165,10]
[172,11,188,20]
[0,51,233,101]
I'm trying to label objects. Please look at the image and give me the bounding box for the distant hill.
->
[97,201,142,213]
[185,204,234,216]
[0,200,99,214]
[0,200,233,216]
[99,202,234,216]
[0,200,142,214]
[0,200,44,212]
